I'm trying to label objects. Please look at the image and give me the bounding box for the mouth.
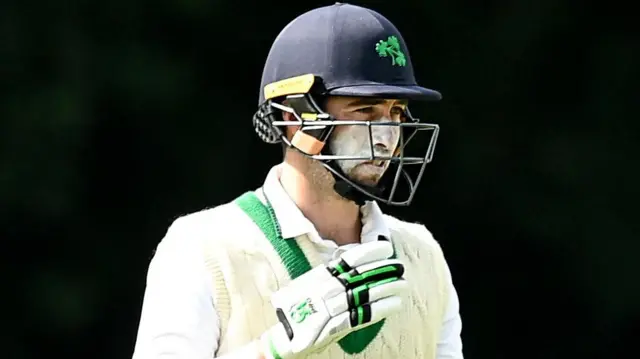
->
[364,160,385,168]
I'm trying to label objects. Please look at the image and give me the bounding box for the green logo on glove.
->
[375,35,406,67]
[290,298,316,323]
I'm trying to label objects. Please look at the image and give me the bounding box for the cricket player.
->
[132,3,463,359]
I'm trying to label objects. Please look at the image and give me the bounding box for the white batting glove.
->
[259,241,408,359]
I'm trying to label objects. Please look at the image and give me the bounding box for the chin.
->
[347,164,387,187]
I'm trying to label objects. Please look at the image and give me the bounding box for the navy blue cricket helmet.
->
[253,2,441,206]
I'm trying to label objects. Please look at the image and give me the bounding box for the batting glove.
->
[259,240,408,359]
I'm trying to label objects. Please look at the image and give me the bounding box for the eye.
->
[355,107,375,114]
[391,106,406,121]
[390,106,404,115]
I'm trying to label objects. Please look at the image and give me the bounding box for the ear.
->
[282,111,294,121]
[282,111,299,139]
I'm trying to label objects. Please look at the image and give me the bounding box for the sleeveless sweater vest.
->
[202,191,448,358]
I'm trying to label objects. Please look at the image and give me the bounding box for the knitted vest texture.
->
[203,191,448,358]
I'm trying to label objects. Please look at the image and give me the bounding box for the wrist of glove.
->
[259,241,408,359]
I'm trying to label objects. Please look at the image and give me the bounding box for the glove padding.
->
[260,240,408,359]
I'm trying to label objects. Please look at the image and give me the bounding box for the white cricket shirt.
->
[132,164,463,358]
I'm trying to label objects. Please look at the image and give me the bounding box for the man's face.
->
[324,96,407,187]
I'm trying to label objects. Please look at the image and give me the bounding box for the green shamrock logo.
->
[375,35,406,67]
[290,298,316,323]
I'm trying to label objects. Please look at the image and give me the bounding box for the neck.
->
[279,160,362,246]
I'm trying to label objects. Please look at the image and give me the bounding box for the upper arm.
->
[132,219,220,359]
[408,222,463,359]
[436,257,463,359]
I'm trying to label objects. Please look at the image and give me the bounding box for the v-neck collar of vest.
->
[234,190,394,354]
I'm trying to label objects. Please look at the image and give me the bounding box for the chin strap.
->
[333,176,367,206]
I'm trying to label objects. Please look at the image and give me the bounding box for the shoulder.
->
[168,200,247,237]
[162,191,269,253]
[383,214,443,255]
[153,194,255,252]
[383,214,451,300]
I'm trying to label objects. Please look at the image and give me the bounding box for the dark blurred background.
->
[2,0,638,358]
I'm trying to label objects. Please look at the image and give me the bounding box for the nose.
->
[373,143,388,153]
[372,123,400,154]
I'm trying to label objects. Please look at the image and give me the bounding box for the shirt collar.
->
[261,164,391,243]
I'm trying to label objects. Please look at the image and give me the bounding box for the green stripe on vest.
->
[235,191,388,354]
